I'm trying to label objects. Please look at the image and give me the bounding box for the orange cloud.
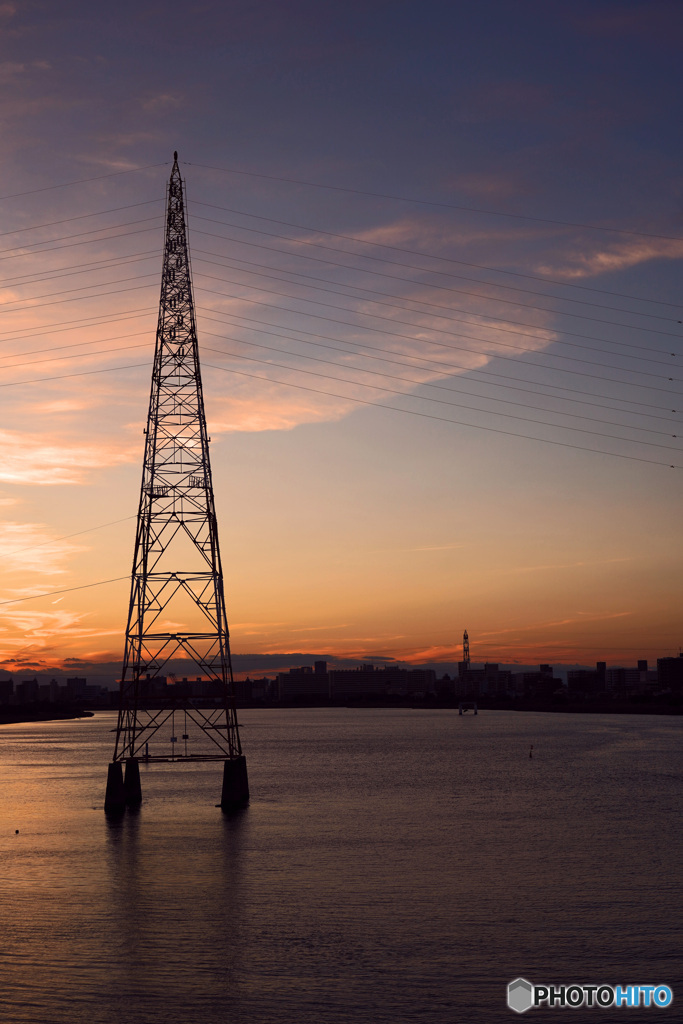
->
[0,607,120,663]
[0,429,137,484]
[536,237,683,279]
[0,521,84,574]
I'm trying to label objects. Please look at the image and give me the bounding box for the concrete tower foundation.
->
[104,762,125,812]
[221,756,249,809]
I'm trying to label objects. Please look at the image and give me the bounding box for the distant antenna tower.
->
[463,629,470,669]
[104,153,248,813]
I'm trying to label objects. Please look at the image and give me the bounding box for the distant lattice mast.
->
[105,153,248,812]
[463,629,470,669]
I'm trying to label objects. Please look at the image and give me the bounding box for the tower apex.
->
[104,158,248,813]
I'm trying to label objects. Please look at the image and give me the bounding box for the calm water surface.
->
[0,708,681,1023]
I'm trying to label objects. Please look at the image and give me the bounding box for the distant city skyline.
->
[0,647,678,690]
[0,2,681,673]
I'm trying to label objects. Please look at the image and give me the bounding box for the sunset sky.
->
[0,0,681,679]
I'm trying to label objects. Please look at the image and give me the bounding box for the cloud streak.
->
[0,429,137,484]
[536,237,683,279]
[0,520,84,574]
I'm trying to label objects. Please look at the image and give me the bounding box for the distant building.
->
[328,664,435,700]
[250,677,273,701]
[329,664,381,699]
[381,666,436,696]
[459,663,512,697]
[605,664,655,695]
[139,674,168,698]
[0,678,14,704]
[657,655,683,694]
[277,662,329,701]
[66,677,88,700]
[16,679,39,703]
[235,676,273,701]
[567,663,606,695]
[511,664,561,697]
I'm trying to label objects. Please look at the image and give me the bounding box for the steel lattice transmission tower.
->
[105,153,248,812]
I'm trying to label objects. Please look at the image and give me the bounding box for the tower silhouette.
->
[104,153,248,812]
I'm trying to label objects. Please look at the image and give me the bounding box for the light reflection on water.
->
[0,709,681,1023]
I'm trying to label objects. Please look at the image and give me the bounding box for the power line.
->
[192,261,680,363]
[199,330,677,439]
[0,281,156,316]
[202,344,682,453]
[186,161,683,243]
[192,241,680,343]
[1,298,674,431]
[0,361,151,389]
[3,514,137,558]
[0,215,161,258]
[0,272,157,312]
[203,361,681,470]
[0,225,161,264]
[0,228,159,266]
[0,200,162,241]
[190,200,683,311]
[0,576,130,607]
[0,307,155,343]
[0,341,149,373]
[2,319,674,459]
[194,285,681,388]
[52,515,137,543]
[0,162,167,202]
[0,313,675,440]
[0,250,159,289]
[197,311,679,421]
[0,329,150,364]
[198,306,680,403]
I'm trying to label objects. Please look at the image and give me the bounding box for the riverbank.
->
[4,694,679,724]
[466,694,681,715]
[0,704,94,725]
[232,693,682,715]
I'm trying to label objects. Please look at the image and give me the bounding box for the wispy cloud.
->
[141,93,183,113]
[477,610,634,640]
[409,543,464,552]
[195,211,559,435]
[536,237,683,279]
[206,378,355,433]
[0,521,84,574]
[502,557,631,575]
[289,623,350,633]
[0,429,137,484]
[0,608,120,661]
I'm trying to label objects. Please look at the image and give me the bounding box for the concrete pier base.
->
[220,755,249,810]
[124,757,142,806]
[104,761,125,812]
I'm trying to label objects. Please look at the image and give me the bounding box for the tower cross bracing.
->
[105,153,248,811]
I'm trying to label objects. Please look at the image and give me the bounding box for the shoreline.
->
[2,696,680,726]
[232,696,682,715]
[0,705,94,726]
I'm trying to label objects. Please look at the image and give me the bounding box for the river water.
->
[0,708,681,1023]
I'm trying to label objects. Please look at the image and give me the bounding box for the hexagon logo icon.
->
[508,978,533,1014]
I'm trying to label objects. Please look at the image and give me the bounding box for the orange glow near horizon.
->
[0,163,681,679]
